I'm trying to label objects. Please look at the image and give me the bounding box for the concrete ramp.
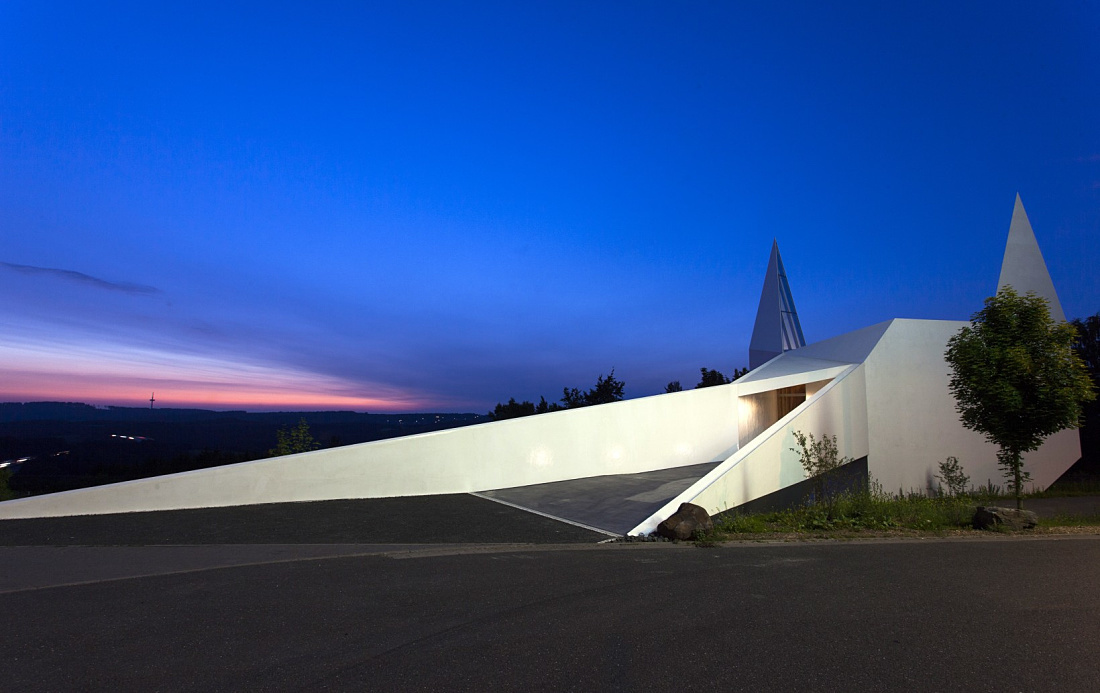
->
[475,461,721,535]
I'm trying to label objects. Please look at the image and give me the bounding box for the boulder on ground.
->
[656,502,714,541]
[972,506,1039,531]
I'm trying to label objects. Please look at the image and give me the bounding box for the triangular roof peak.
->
[997,193,1065,322]
[749,240,806,369]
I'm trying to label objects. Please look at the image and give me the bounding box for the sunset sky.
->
[2,2,1099,412]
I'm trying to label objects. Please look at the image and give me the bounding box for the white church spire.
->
[749,240,805,369]
[997,194,1065,322]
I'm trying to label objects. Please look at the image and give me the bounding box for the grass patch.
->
[708,484,979,537]
[1029,480,1100,498]
[1040,513,1100,527]
[698,481,1100,542]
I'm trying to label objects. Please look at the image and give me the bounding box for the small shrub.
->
[973,479,1004,500]
[0,468,14,501]
[935,456,970,497]
[791,430,851,478]
[268,418,320,457]
[791,430,855,508]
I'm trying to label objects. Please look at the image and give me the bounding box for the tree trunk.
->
[1014,451,1023,510]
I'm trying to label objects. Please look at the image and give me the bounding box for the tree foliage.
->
[935,456,970,497]
[695,368,730,388]
[491,371,625,420]
[664,381,683,393]
[1071,312,1100,386]
[492,398,537,420]
[945,288,1096,508]
[268,418,321,457]
[694,367,749,389]
[561,369,625,408]
[1071,312,1100,450]
[0,468,15,501]
[790,430,853,506]
[791,431,851,478]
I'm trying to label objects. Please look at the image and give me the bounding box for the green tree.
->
[945,288,1096,509]
[1071,312,1100,385]
[491,371,625,419]
[561,369,625,408]
[491,395,563,420]
[492,397,537,420]
[0,467,15,501]
[534,396,559,414]
[695,368,730,388]
[694,367,749,389]
[665,381,683,393]
[268,418,321,457]
[1070,312,1100,458]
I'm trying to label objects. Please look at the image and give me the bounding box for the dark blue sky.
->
[2,1,1098,411]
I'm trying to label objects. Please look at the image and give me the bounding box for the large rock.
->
[655,502,714,541]
[972,506,1039,531]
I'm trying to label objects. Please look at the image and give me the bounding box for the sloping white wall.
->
[863,319,1082,494]
[0,383,742,519]
[630,364,868,534]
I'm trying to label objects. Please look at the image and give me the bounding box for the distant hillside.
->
[0,401,481,425]
[0,402,488,498]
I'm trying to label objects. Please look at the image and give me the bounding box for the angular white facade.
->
[0,196,1084,532]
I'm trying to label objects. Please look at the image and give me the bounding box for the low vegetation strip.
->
[700,486,1100,543]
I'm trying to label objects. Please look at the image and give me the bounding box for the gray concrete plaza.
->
[477,460,721,534]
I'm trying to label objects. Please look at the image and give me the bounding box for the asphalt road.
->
[3,536,1098,691]
[0,494,607,546]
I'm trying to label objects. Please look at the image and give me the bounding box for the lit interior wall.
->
[737,379,832,447]
[737,390,777,445]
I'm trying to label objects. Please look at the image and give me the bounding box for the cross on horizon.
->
[149,392,155,409]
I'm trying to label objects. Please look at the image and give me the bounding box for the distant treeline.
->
[490,366,748,421]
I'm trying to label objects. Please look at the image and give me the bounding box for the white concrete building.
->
[0,195,1083,535]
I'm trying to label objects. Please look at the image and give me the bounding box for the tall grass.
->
[1029,480,1100,497]
[706,477,1100,538]
[712,480,981,534]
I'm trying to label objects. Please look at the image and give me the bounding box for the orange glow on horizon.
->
[0,377,431,412]
[0,342,472,412]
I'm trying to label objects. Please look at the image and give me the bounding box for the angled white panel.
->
[997,194,1065,322]
[740,320,893,386]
